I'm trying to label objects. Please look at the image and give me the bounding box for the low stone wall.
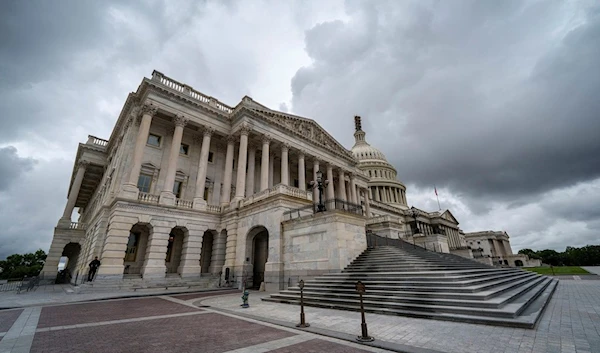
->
[450,248,473,259]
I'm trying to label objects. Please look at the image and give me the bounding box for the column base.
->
[192,197,207,210]
[57,217,72,228]
[119,183,140,200]
[159,191,176,206]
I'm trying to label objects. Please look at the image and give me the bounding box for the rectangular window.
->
[173,181,182,198]
[137,174,152,193]
[208,151,214,163]
[147,134,161,147]
[203,187,209,201]
[180,144,189,155]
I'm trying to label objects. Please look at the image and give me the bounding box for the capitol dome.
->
[351,116,408,209]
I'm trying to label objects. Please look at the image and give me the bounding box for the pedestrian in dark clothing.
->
[88,257,101,281]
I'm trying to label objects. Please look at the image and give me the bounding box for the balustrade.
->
[138,192,159,204]
[175,199,193,208]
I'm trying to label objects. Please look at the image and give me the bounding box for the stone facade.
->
[465,231,542,267]
[41,71,529,289]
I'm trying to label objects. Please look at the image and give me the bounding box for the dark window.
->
[173,181,182,198]
[180,144,189,155]
[203,187,209,201]
[137,174,152,193]
[147,134,161,147]
[293,179,299,187]
[208,152,214,163]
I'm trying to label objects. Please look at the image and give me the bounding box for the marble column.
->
[193,127,213,209]
[280,144,289,186]
[60,160,88,223]
[298,152,306,191]
[374,186,380,202]
[269,153,275,187]
[260,135,270,191]
[350,174,357,204]
[141,220,171,278]
[363,188,371,217]
[122,104,157,199]
[312,159,319,201]
[177,225,206,277]
[337,168,346,201]
[220,135,235,205]
[160,115,188,205]
[233,124,251,201]
[246,144,256,196]
[326,164,335,200]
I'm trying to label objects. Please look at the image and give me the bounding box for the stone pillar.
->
[246,144,256,196]
[350,174,357,204]
[97,215,139,280]
[312,159,319,200]
[269,152,275,187]
[326,164,335,200]
[59,160,88,224]
[40,236,69,280]
[178,225,207,277]
[220,136,235,205]
[260,135,270,191]
[345,181,352,202]
[363,188,371,217]
[337,168,346,201]
[374,186,380,202]
[233,124,251,202]
[223,222,238,269]
[122,104,157,199]
[298,152,306,191]
[142,220,172,278]
[280,144,289,186]
[192,127,213,209]
[160,115,188,206]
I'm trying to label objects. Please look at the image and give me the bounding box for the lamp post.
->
[310,170,329,213]
[296,279,310,328]
[355,281,374,342]
[410,206,419,248]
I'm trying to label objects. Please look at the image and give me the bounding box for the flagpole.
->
[435,185,441,211]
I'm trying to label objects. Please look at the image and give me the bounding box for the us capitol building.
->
[42,71,539,289]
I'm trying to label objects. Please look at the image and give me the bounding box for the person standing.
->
[88,256,101,281]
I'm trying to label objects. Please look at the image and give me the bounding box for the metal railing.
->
[283,198,364,221]
[0,275,41,293]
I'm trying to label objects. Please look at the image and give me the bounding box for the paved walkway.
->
[199,281,600,353]
[583,267,600,275]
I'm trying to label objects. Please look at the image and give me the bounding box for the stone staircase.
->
[264,242,558,328]
[77,274,221,293]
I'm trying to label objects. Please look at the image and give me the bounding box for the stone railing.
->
[70,222,87,230]
[151,70,233,114]
[366,214,403,225]
[175,199,193,209]
[86,135,108,147]
[138,192,159,204]
[206,205,222,213]
[240,184,313,208]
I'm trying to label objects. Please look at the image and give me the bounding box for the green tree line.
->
[0,250,47,280]
[518,245,600,266]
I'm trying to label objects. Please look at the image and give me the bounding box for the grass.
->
[524,266,591,275]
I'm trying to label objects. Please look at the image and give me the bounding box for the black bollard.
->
[296,280,310,328]
[355,281,374,342]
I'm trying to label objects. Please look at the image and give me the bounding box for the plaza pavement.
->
[0,280,598,353]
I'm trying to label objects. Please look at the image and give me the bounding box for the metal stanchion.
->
[355,281,374,342]
[296,280,310,328]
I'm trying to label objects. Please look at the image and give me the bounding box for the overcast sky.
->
[1,0,599,259]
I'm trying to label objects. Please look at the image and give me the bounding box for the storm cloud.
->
[0,0,598,258]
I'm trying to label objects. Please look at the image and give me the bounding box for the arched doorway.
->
[166,227,185,274]
[58,243,81,283]
[246,226,269,289]
[200,230,215,274]
[515,260,524,267]
[123,223,151,275]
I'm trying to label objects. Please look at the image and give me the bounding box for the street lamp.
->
[410,206,419,234]
[309,170,329,212]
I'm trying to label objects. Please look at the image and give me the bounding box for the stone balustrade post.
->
[160,115,188,206]
[220,136,235,205]
[193,127,213,209]
[260,135,270,191]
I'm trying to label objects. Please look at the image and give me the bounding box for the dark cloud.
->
[291,1,600,204]
[0,146,36,191]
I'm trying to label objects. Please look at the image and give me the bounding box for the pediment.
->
[241,98,354,160]
[440,210,459,224]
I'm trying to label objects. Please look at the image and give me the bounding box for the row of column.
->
[371,185,406,204]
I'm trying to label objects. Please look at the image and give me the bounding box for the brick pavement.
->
[0,310,23,333]
[200,280,600,353]
[37,297,201,328]
[170,289,237,301]
[268,338,373,353]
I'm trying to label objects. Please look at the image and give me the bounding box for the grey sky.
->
[0,0,598,258]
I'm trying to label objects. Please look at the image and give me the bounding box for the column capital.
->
[262,134,272,145]
[281,143,290,152]
[173,115,189,127]
[77,160,90,170]
[141,103,158,117]
[202,125,214,137]
[226,135,236,144]
[238,122,252,136]
[298,150,306,159]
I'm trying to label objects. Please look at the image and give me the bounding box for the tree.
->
[518,248,540,259]
[0,250,47,280]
